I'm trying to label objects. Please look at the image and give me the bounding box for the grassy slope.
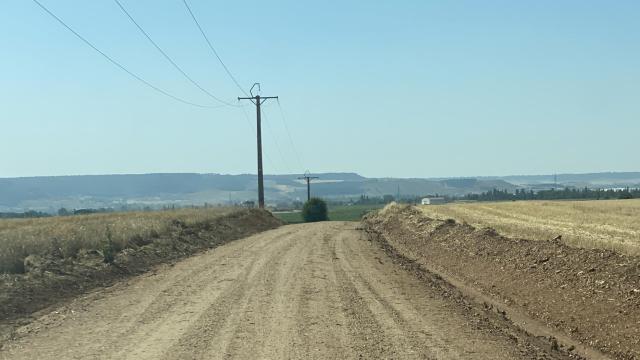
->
[419,199,640,255]
[0,208,283,339]
[0,208,236,273]
[275,204,385,224]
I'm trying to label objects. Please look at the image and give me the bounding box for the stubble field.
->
[419,199,640,255]
[0,207,235,273]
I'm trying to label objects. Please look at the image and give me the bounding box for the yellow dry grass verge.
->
[0,208,235,273]
[418,199,640,256]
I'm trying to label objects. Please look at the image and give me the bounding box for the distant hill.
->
[0,171,636,212]
[0,172,510,212]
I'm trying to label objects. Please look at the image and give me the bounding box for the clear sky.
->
[1,0,638,178]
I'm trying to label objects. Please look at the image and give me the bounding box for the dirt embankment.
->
[363,204,640,360]
[0,209,282,340]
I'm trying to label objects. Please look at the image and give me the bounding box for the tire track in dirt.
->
[331,233,406,358]
[158,228,302,359]
[292,231,352,359]
[333,227,521,359]
[1,222,574,360]
[216,226,312,359]
[335,230,439,358]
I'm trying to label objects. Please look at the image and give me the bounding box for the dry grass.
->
[419,199,640,255]
[0,208,235,273]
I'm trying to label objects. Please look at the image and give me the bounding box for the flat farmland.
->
[275,204,385,224]
[419,199,640,255]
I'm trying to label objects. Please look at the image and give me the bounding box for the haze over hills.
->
[1,171,638,212]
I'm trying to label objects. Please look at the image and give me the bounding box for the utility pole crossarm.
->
[238,96,278,100]
[298,174,319,202]
[238,96,278,105]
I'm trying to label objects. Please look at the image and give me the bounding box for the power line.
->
[276,99,304,172]
[182,0,248,97]
[180,1,301,177]
[262,108,291,174]
[113,0,238,107]
[239,86,289,176]
[31,0,220,109]
[116,0,287,176]
[239,103,255,133]
[253,97,291,175]
[240,104,279,173]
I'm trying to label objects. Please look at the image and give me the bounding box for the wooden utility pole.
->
[298,172,319,202]
[238,83,278,209]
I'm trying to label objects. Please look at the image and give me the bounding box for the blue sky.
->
[1,0,638,178]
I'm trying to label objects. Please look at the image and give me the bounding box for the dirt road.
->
[1,222,564,359]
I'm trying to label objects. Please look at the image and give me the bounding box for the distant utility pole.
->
[238,83,278,209]
[298,171,319,201]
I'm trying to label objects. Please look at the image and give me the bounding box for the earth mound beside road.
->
[0,209,282,343]
[364,204,640,360]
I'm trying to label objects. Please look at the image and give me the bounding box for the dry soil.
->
[0,222,570,359]
[365,204,640,359]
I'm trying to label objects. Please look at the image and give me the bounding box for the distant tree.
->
[74,209,97,215]
[619,188,633,199]
[302,198,328,222]
[23,210,45,218]
[58,208,70,216]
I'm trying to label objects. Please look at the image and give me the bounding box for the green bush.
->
[101,240,116,264]
[101,226,117,264]
[302,198,328,222]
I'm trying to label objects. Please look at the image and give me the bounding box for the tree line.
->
[0,210,50,219]
[463,187,640,202]
[350,187,640,205]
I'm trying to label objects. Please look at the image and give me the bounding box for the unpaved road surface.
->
[1,222,563,359]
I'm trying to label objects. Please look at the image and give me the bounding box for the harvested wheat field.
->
[419,199,640,255]
[0,208,283,343]
[0,208,240,274]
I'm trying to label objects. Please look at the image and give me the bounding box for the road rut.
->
[1,222,563,359]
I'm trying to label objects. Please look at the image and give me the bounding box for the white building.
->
[421,197,446,205]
